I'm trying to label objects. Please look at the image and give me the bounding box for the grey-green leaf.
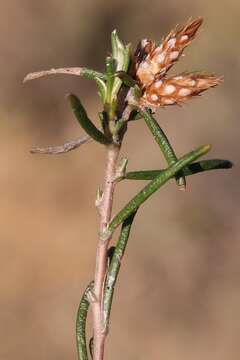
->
[68,94,112,145]
[108,144,211,233]
[111,30,131,99]
[103,211,137,332]
[140,108,186,189]
[76,281,94,360]
[125,159,233,180]
[95,77,107,103]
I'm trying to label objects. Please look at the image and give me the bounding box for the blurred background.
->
[0,0,239,359]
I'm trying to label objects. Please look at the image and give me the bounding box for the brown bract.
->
[133,18,222,109]
[140,73,223,107]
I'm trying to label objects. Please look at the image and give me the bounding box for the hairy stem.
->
[92,144,120,360]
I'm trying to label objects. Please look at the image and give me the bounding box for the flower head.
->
[133,18,222,109]
[141,72,222,107]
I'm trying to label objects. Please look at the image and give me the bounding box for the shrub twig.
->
[24,19,232,360]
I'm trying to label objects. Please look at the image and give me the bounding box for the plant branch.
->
[25,24,232,360]
[92,144,120,360]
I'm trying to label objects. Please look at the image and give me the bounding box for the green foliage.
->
[71,31,232,360]
[125,159,233,180]
[76,282,94,360]
[108,144,211,233]
[140,108,186,189]
[25,29,232,360]
[68,94,112,145]
[103,211,137,332]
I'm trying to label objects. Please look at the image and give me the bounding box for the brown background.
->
[0,1,239,359]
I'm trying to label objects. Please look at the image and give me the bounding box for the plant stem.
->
[92,144,120,360]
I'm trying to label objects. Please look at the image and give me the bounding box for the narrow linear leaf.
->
[23,67,106,83]
[111,30,129,72]
[89,337,94,360]
[95,77,107,103]
[106,56,115,104]
[68,94,112,145]
[186,159,233,174]
[111,30,121,60]
[112,44,131,97]
[108,144,211,233]
[103,211,137,331]
[76,281,94,360]
[111,30,131,97]
[125,159,233,180]
[140,108,186,189]
[98,111,111,138]
[30,135,91,155]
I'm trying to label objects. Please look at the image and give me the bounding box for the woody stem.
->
[92,143,120,360]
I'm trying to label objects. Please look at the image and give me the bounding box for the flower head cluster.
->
[133,18,222,108]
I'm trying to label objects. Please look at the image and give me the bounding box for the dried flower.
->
[141,73,222,107]
[133,18,222,109]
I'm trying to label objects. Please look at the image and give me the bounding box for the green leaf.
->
[106,56,115,105]
[140,108,186,189]
[125,159,233,180]
[111,30,131,99]
[186,159,233,173]
[112,45,131,97]
[95,77,107,103]
[108,144,211,233]
[75,68,106,81]
[111,30,129,72]
[114,71,137,87]
[68,94,112,145]
[76,281,94,360]
[103,211,137,332]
